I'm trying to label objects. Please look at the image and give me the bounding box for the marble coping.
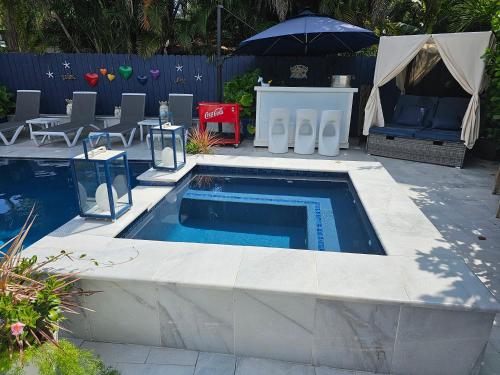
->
[27,155,500,313]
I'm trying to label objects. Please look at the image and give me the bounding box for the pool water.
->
[121,167,384,254]
[0,158,150,247]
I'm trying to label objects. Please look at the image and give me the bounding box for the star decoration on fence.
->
[62,61,71,69]
[46,70,54,78]
[175,64,183,72]
[194,73,202,81]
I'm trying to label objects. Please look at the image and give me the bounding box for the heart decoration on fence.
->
[107,73,116,82]
[137,74,148,85]
[150,68,160,80]
[100,68,108,76]
[118,65,133,80]
[84,73,99,87]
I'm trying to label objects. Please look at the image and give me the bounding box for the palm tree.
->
[446,0,497,32]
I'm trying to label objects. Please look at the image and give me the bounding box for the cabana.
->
[364,31,494,167]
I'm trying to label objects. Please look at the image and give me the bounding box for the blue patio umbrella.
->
[234,9,378,56]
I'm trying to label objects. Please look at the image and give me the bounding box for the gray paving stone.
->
[114,362,195,375]
[315,366,354,374]
[235,357,315,375]
[194,352,236,375]
[81,341,150,365]
[480,344,500,375]
[147,347,199,366]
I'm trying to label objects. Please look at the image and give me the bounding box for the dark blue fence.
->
[0,53,378,135]
[0,53,254,116]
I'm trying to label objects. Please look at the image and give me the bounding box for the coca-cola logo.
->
[204,107,224,119]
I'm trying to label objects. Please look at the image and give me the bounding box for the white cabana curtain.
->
[363,31,493,148]
[433,32,493,148]
[363,34,429,135]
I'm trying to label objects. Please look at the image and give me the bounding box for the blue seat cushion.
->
[370,124,421,138]
[415,129,462,142]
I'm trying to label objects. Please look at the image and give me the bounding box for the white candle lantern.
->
[71,133,132,220]
[149,124,186,171]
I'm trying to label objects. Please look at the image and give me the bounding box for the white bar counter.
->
[254,86,358,149]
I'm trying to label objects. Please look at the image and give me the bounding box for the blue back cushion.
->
[396,106,425,127]
[432,115,462,130]
[431,97,469,130]
[391,95,438,128]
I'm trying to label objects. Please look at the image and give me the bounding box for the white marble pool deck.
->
[28,154,499,312]
[5,136,497,309]
[3,135,500,373]
[25,153,500,374]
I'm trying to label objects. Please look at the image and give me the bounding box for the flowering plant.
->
[0,212,96,360]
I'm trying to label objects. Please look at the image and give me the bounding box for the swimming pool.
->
[0,158,150,247]
[121,166,384,254]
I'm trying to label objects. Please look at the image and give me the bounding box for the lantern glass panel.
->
[151,126,185,170]
[73,159,115,217]
[72,150,132,220]
[108,156,131,204]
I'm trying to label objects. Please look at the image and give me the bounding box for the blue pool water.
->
[121,167,384,254]
[0,158,150,247]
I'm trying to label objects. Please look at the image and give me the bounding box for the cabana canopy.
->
[363,31,494,148]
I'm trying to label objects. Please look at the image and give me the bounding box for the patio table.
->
[26,117,60,140]
[138,119,161,142]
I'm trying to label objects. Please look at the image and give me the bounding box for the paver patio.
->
[65,334,500,375]
[2,136,499,303]
[3,135,499,373]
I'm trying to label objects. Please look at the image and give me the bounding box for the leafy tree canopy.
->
[0,0,496,57]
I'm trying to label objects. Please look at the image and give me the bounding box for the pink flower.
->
[11,322,25,336]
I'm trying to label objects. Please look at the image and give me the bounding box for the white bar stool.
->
[294,109,317,154]
[318,110,342,156]
[268,108,290,154]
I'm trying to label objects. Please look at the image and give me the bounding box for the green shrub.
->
[0,340,119,375]
[481,7,500,144]
[0,85,14,118]
[223,69,261,119]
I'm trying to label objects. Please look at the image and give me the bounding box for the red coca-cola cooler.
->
[198,102,240,147]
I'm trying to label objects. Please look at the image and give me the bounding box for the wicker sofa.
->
[367,95,469,167]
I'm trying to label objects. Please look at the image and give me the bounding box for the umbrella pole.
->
[216,4,223,103]
[216,4,223,133]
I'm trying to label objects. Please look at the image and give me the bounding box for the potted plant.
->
[186,128,220,154]
[223,69,261,139]
[0,213,119,375]
[0,85,14,122]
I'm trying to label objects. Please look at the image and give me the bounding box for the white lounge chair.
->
[89,93,145,148]
[31,92,98,147]
[318,110,342,156]
[268,108,290,154]
[294,109,317,155]
[0,90,40,146]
